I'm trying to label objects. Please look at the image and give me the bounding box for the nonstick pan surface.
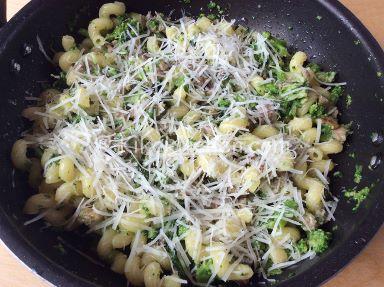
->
[0,0,383,286]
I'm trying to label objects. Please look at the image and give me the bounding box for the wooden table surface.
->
[1,0,383,286]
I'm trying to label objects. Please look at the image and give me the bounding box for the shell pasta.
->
[11,2,348,286]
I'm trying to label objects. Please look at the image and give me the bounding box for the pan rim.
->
[0,0,383,286]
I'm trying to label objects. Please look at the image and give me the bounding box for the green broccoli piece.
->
[284,199,298,210]
[268,268,283,276]
[218,98,231,108]
[264,83,279,96]
[70,114,83,124]
[262,31,289,57]
[296,239,309,253]
[146,228,159,240]
[320,124,333,142]
[177,224,189,237]
[307,229,331,254]
[174,75,185,88]
[346,94,352,108]
[309,103,326,119]
[329,86,344,103]
[354,164,363,184]
[266,217,287,230]
[106,15,141,43]
[307,62,321,73]
[252,240,267,252]
[344,186,371,211]
[316,71,336,83]
[147,19,159,31]
[196,259,213,283]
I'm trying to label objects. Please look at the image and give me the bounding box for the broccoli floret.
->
[218,98,231,108]
[196,259,213,283]
[296,239,308,253]
[266,217,287,230]
[316,71,336,83]
[307,229,331,254]
[329,86,344,103]
[262,31,289,57]
[174,75,185,88]
[307,62,321,73]
[177,224,189,237]
[354,164,363,184]
[146,228,159,240]
[147,19,159,31]
[309,103,326,119]
[344,186,371,211]
[106,15,141,43]
[320,124,333,142]
[284,199,298,210]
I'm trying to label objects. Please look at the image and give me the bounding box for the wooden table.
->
[1,0,383,286]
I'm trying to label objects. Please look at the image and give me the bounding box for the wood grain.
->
[1,0,383,286]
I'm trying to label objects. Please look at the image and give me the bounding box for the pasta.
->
[12,3,348,286]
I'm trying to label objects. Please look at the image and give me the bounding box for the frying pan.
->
[0,0,383,286]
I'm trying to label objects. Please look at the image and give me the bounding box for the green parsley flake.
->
[344,186,371,211]
[354,164,363,184]
[316,15,322,20]
[346,94,352,108]
[354,39,361,45]
[377,71,383,78]
[348,152,356,159]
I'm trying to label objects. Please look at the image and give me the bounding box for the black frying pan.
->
[0,0,383,286]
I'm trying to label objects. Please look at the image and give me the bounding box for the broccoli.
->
[329,86,344,103]
[346,94,352,107]
[177,224,189,237]
[316,71,336,83]
[252,240,267,252]
[296,239,308,253]
[262,31,289,57]
[280,98,303,119]
[145,228,159,240]
[147,19,159,31]
[284,199,298,210]
[320,124,333,142]
[106,15,142,43]
[309,103,326,119]
[196,259,213,283]
[218,98,231,108]
[354,164,363,184]
[70,114,83,124]
[266,216,287,230]
[174,75,185,88]
[307,229,331,254]
[307,62,321,73]
[344,186,371,211]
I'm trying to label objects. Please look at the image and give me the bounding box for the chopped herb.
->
[354,164,363,184]
[309,103,326,119]
[146,228,159,240]
[147,19,159,31]
[377,71,383,78]
[308,62,321,73]
[296,239,308,253]
[316,71,336,83]
[174,75,185,88]
[344,186,372,211]
[354,39,361,45]
[329,86,344,103]
[316,15,322,21]
[196,259,213,282]
[284,199,298,210]
[320,124,333,142]
[333,171,343,178]
[218,98,231,108]
[346,94,352,107]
